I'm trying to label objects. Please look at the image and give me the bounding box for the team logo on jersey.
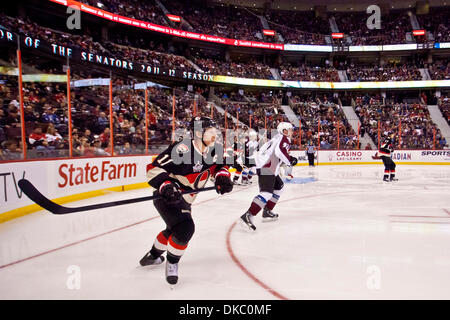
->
[193,161,203,172]
[176,143,189,154]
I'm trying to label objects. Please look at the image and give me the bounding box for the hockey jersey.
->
[254,134,291,175]
[379,139,394,157]
[146,140,228,204]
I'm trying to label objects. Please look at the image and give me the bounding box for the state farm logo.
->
[58,160,137,187]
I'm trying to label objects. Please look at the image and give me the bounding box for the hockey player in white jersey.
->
[240,122,298,231]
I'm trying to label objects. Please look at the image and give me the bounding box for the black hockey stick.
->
[18,179,216,215]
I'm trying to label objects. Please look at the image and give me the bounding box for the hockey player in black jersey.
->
[373,135,398,182]
[140,116,233,286]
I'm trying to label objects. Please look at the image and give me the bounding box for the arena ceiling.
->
[210,0,449,12]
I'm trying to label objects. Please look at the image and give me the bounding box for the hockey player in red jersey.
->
[240,122,298,231]
[140,117,233,286]
[372,134,398,182]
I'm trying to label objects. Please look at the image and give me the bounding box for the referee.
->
[305,141,316,167]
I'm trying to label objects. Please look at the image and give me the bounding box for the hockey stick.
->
[18,179,216,215]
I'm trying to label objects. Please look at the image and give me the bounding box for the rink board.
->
[1,150,449,222]
[292,150,450,166]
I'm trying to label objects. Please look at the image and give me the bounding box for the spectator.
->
[97,112,109,132]
[28,127,47,149]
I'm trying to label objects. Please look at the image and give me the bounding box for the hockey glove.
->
[214,169,233,195]
[159,181,182,205]
[289,156,298,166]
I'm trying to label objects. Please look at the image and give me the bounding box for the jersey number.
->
[157,154,173,166]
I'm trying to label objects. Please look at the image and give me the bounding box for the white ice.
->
[0,165,450,300]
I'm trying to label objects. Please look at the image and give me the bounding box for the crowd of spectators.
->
[346,63,423,82]
[332,10,412,45]
[162,1,263,42]
[193,57,273,79]
[0,61,214,160]
[265,10,329,45]
[1,8,449,161]
[428,60,450,80]
[290,94,358,149]
[354,99,447,149]
[438,95,450,127]
[416,7,450,43]
[4,14,449,83]
[279,64,340,82]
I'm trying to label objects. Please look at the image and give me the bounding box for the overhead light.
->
[332,32,344,38]
[167,14,181,22]
[413,29,426,36]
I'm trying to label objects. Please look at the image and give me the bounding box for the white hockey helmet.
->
[248,129,257,138]
[277,122,294,135]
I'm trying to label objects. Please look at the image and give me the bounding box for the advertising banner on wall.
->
[0,155,155,215]
[291,150,450,165]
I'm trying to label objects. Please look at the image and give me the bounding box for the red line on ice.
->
[225,190,353,300]
[226,222,289,300]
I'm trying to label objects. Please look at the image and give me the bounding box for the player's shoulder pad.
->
[174,141,191,154]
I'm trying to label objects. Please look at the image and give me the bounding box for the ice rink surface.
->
[1,165,449,300]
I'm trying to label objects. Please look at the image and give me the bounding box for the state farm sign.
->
[58,160,137,188]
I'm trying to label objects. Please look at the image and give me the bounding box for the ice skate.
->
[139,252,165,266]
[166,262,178,286]
[262,208,279,222]
[240,211,256,231]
